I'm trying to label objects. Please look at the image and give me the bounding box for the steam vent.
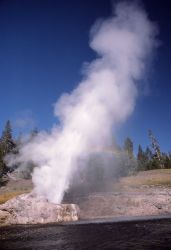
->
[0,193,80,225]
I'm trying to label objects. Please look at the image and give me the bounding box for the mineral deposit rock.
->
[0,192,80,225]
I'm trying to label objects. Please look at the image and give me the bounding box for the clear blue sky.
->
[0,0,171,153]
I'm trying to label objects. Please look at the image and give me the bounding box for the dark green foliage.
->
[0,121,15,155]
[145,146,153,160]
[0,118,171,188]
[137,145,143,162]
[0,120,16,177]
[161,153,171,169]
[0,148,5,177]
[148,129,163,169]
[121,153,137,175]
[124,137,134,159]
[137,146,153,171]
[0,123,39,182]
[137,145,146,171]
[136,130,171,171]
[123,137,137,174]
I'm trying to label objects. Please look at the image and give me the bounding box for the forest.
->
[0,120,171,184]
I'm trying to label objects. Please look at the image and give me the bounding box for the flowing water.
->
[1,216,171,250]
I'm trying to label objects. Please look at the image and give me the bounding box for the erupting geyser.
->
[6,2,158,204]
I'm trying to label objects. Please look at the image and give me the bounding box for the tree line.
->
[0,120,171,183]
[0,120,38,181]
[0,120,16,178]
[124,130,171,171]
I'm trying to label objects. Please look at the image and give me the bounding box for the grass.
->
[0,176,33,204]
[0,190,30,204]
[1,169,171,205]
[119,169,171,188]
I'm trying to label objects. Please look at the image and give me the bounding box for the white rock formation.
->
[0,192,79,225]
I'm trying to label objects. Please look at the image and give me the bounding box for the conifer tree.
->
[0,120,16,175]
[145,146,153,161]
[137,145,144,162]
[148,129,163,168]
[124,137,134,159]
[137,145,145,170]
[0,120,15,155]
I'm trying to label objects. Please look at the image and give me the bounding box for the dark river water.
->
[1,216,171,250]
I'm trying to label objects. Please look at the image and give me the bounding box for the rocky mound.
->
[0,192,80,225]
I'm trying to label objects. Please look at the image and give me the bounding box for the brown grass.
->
[119,169,171,187]
[1,169,171,205]
[0,176,33,204]
[0,190,30,204]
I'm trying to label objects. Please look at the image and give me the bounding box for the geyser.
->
[6,2,158,204]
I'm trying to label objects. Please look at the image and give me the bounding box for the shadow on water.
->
[1,215,171,249]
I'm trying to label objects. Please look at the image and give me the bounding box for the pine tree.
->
[137,145,143,162]
[162,153,171,169]
[144,146,156,170]
[145,146,153,161]
[148,129,163,169]
[124,137,134,159]
[123,137,137,174]
[137,145,145,170]
[0,120,15,155]
[137,145,147,171]
[0,120,16,175]
[0,147,4,177]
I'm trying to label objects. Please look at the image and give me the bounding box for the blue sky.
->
[0,0,171,153]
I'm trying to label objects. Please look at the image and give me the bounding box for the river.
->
[1,216,171,250]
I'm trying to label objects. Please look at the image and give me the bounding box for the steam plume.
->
[6,2,158,203]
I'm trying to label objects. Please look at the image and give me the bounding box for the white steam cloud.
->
[6,2,158,203]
